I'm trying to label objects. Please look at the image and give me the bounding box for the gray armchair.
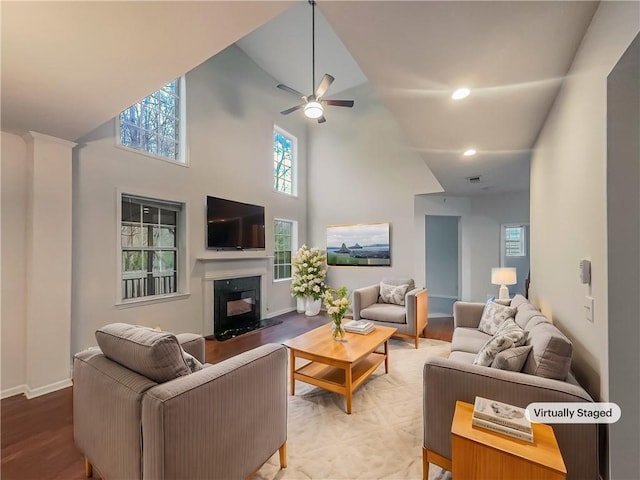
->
[353,278,428,349]
[73,323,287,480]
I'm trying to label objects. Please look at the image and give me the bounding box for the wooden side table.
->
[451,401,566,480]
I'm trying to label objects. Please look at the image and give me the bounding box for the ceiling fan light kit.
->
[304,101,324,119]
[277,0,354,124]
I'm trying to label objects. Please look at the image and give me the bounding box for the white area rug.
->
[256,338,453,480]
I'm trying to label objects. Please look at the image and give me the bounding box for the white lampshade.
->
[491,268,517,286]
[491,267,517,300]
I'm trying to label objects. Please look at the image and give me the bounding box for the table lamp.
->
[491,267,517,300]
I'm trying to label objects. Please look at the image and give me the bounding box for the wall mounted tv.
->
[206,196,266,250]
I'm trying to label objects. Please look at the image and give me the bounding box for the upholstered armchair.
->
[73,323,287,480]
[353,278,428,349]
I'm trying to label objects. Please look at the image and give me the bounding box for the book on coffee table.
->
[472,396,532,434]
[344,320,375,335]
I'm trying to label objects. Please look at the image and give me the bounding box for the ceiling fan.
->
[277,0,354,124]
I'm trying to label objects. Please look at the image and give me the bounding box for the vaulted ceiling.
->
[1,1,599,195]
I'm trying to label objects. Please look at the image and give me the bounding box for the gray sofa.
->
[423,295,598,480]
[73,323,288,480]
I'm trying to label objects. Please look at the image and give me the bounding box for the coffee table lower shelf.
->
[294,351,385,396]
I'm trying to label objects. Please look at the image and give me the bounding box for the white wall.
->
[1,131,75,398]
[307,83,443,292]
[415,191,530,303]
[1,132,28,395]
[71,45,308,354]
[530,1,639,403]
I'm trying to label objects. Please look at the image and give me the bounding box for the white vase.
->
[305,297,322,316]
[296,297,306,313]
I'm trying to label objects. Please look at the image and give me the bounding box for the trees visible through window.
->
[274,219,295,280]
[273,126,296,195]
[119,78,185,162]
[504,225,526,257]
[121,195,181,300]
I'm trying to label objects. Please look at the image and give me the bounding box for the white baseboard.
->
[25,378,72,399]
[1,384,27,399]
[266,307,296,318]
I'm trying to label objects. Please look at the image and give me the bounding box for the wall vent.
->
[467,175,482,184]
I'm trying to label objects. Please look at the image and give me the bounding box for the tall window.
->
[121,195,182,300]
[504,225,526,257]
[274,219,295,280]
[119,78,185,163]
[273,126,296,195]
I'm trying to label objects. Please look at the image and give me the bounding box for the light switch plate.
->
[584,296,594,322]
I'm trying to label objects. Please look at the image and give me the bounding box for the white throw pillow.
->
[478,302,517,335]
[474,319,528,367]
[379,282,409,306]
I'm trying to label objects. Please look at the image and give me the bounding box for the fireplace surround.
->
[213,276,261,340]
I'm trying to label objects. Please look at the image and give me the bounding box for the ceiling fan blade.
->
[323,99,354,108]
[315,74,335,99]
[281,104,305,115]
[317,115,327,124]
[277,84,305,98]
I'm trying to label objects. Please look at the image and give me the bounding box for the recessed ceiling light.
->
[451,88,471,100]
[463,149,477,157]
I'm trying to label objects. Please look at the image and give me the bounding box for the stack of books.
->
[343,320,375,335]
[472,396,533,443]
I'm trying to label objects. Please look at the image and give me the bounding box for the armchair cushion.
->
[96,323,191,383]
[360,303,407,324]
[379,282,409,305]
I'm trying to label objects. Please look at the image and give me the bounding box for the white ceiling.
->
[1,1,294,141]
[1,1,598,195]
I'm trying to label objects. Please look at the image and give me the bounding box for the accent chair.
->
[353,278,428,349]
[73,323,288,480]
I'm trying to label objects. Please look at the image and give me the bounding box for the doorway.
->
[425,215,460,316]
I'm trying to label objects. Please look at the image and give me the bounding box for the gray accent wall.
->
[607,32,640,480]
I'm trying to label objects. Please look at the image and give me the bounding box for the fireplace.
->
[213,276,262,340]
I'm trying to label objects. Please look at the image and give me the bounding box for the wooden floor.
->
[1,312,453,480]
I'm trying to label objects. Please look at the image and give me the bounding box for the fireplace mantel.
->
[196,251,273,262]
[201,260,269,337]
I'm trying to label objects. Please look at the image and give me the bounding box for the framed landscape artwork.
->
[326,223,391,266]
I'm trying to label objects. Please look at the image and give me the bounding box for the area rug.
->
[255,337,453,480]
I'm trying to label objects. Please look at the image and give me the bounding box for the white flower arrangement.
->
[323,286,351,324]
[291,245,327,300]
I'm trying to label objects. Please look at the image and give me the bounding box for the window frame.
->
[502,224,527,258]
[273,218,297,282]
[116,190,190,307]
[273,125,298,197]
[116,76,188,166]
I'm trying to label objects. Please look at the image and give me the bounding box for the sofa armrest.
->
[453,301,485,328]
[423,356,598,480]
[353,284,380,320]
[175,333,205,363]
[142,343,287,480]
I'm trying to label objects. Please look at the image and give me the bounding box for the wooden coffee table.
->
[283,323,397,414]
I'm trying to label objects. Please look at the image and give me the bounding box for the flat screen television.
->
[206,196,265,250]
